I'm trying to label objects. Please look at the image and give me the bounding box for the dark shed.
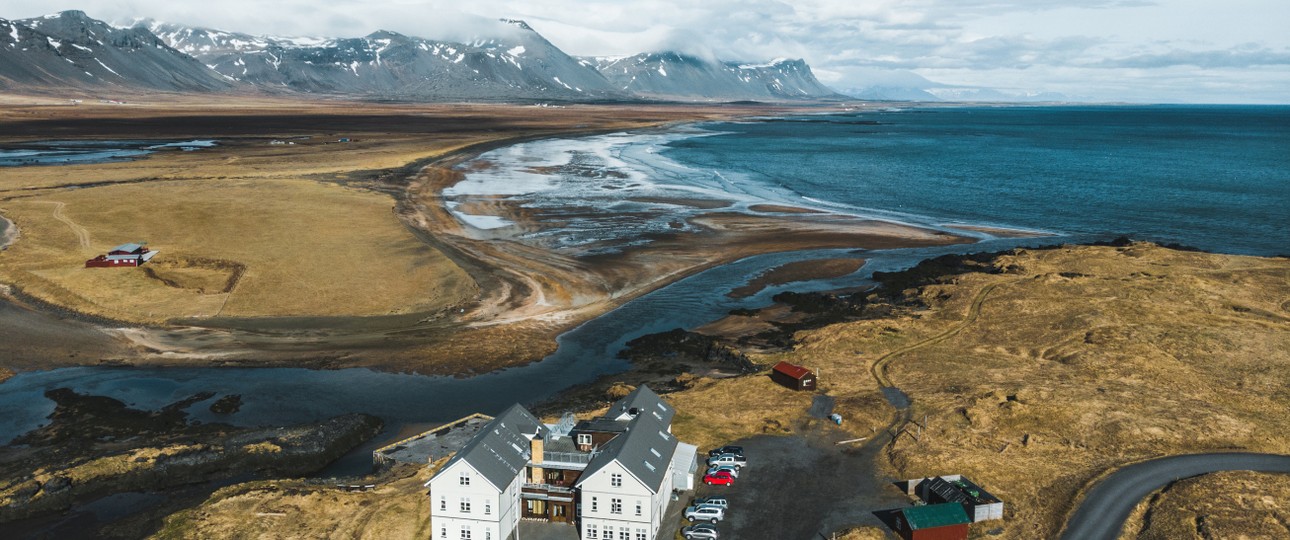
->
[770,361,817,391]
[893,503,970,540]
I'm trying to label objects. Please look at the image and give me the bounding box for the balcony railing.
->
[541,450,597,465]
[523,482,576,494]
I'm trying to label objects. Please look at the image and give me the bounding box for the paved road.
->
[1059,452,1290,540]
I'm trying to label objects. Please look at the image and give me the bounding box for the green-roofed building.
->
[894,503,971,540]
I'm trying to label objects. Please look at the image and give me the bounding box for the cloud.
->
[1095,48,1290,69]
[2,0,1287,102]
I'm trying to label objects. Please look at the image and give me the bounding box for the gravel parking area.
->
[686,422,907,539]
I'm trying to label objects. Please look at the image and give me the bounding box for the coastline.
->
[0,103,980,379]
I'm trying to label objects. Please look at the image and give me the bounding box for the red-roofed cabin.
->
[86,243,158,268]
[771,361,817,391]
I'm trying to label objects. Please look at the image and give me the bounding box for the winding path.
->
[1059,453,1290,540]
[39,201,92,251]
[870,282,1001,387]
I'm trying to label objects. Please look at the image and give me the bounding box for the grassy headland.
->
[146,242,1290,538]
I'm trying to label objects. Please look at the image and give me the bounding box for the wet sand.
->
[0,101,972,377]
[727,258,866,299]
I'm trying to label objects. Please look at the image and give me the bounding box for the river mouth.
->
[0,140,218,167]
[0,235,1076,477]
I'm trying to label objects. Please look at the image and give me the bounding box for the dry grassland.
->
[0,100,739,325]
[1118,471,1290,540]
[137,243,1289,538]
[0,179,473,320]
[152,464,435,540]
[664,243,1290,538]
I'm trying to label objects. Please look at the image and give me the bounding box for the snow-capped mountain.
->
[591,53,842,101]
[1,11,846,103]
[0,11,231,92]
[139,18,622,101]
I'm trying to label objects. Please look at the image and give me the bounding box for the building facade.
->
[426,404,545,540]
[427,386,695,540]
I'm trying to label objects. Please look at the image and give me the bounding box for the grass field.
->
[0,178,474,321]
[0,100,737,325]
[1118,471,1290,539]
[666,242,1290,539]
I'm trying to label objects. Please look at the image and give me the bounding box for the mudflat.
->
[0,98,968,376]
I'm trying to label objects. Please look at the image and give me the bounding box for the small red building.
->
[893,503,971,540]
[85,243,158,268]
[770,361,817,391]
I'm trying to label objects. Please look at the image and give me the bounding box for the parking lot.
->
[682,422,908,539]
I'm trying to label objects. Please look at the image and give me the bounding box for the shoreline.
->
[0,104,976,379]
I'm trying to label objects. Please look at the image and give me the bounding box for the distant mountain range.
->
[0,10,844,103]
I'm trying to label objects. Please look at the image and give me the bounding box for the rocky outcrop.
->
[0,413,382,522]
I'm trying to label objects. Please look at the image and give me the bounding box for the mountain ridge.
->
[1,10,844,103]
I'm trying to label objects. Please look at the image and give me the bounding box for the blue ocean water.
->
[661,106,1290,256]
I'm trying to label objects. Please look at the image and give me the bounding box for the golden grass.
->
[153,465,435,540]
[662,243,1290,538]
[1118,471,1290,540]
[0,178,475,321]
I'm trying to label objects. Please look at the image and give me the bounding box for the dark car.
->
[707,445,744,458]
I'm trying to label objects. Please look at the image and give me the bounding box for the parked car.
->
[707,453,747,468]
[703,470,735,486]
[694,496,729,509]
[685,504,726,523]
[681,523,720,540]
[706,465,740,478]
[707,445,744,458]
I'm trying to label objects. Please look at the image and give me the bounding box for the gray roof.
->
[433,403,545,491]
[576,385,678,493]
[110,242,144,253]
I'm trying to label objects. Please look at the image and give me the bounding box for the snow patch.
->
[95,58,122,77]
[657,66,667,77]
[507,45,525,56]
[46,37,61,49]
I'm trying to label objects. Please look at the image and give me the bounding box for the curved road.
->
[1059,452,1290,540]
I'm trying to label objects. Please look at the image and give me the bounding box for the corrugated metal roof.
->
[903,503,970,530]
[772,361,813,380]
[110,243,144,253]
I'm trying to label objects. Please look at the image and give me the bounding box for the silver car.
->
[682,523,719,539]
[684,504,726,523]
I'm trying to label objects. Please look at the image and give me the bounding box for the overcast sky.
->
[5,0,1289,103]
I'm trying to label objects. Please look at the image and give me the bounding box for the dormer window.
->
[611,473,622,488]
[577,433,592,446]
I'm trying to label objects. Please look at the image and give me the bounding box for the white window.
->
[635,500,642,516]
[618,529,629,540]
[460,525,472,540]
[441,526,447,538]
[484,501,491,515]
[611,473,622,488]
[460,472,470,486]
[636,529,647,540]
[440,496,447,512]
[486,533,491,540]
[578,433,593,445]
[611,498,622,514]
[591,496,598,512]
[586,525,598,539]
[460,497,471,513]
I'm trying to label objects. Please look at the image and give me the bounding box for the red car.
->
[703,470,735,486]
